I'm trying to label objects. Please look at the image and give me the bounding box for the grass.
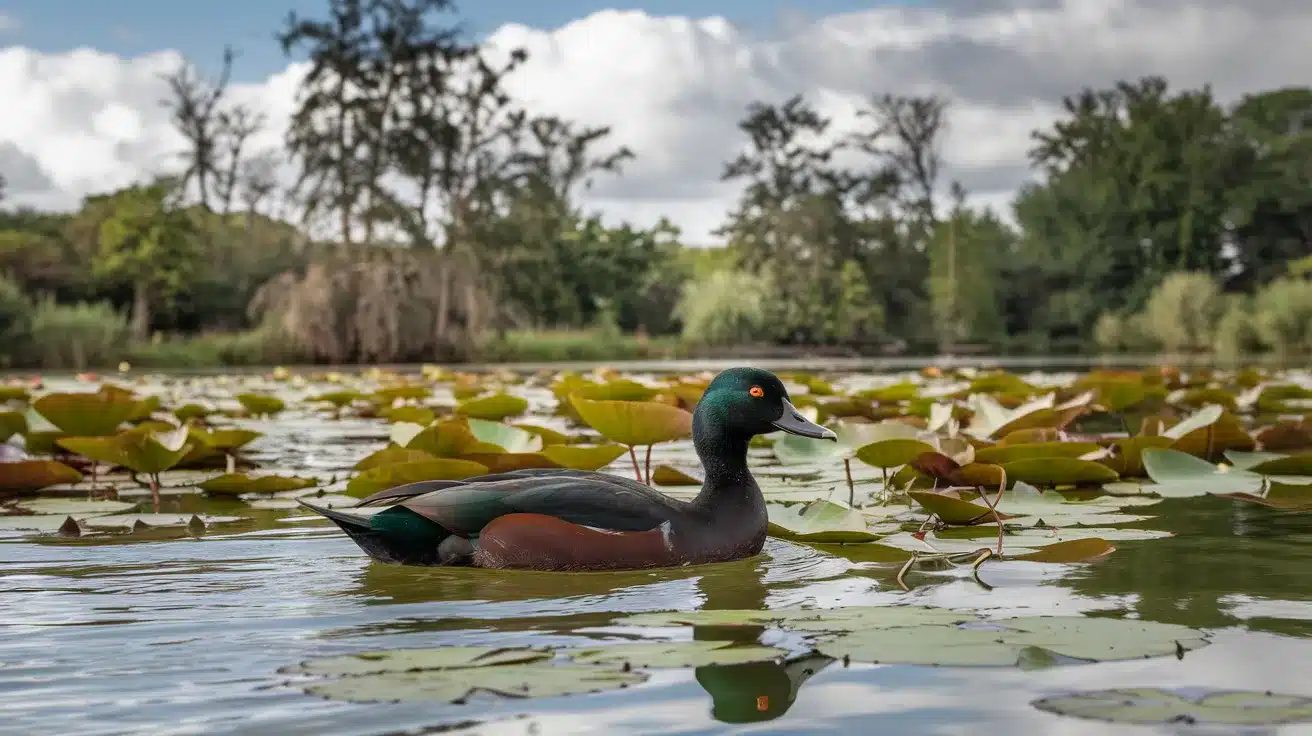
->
[475,329,687,363]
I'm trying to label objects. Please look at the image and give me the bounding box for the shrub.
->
[1251,277,1312,354]
[0,273,33,363]
[675,269,768,346]
[1213,296,1262,361]
[26,297,127,370]
[1140,271,1224,352]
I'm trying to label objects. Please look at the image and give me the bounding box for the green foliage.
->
[928,208,1010,348]
[476,329,680,363]
[1213,297,1262,361]
[26,297,128,370]
[1251,276,1312,353]
[675,269,768,346]
[1139,272,1224,352]
[0,272,33,359]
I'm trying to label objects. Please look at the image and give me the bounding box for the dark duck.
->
[300,367,836,571]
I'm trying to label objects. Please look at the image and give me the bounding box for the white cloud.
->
[1,0,1311,242]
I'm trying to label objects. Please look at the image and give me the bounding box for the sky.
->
[2,0,1311,243]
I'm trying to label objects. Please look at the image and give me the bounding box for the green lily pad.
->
[236,393,285,416]
[1141,448,1266,497]
[290,646,551,676]
[1002,458,1119,486]
[58,425,192,475]
[568,641,786,668]
[10,498,137,515]
[0,410,27,441]
[304,662,647,704]
[456,393,529,421]
[81,513,245,531]
[650,464,701,486]
[539,444,627,471]
[353,446,438,471]
[0,459,84,492]
[1217,481,1312,512]
[908,491,1006,525]
[571,397,692,447]
[33,391,138,436]
[191,428,262,451]
[854,439,938,469]
[373,384,432,403]
[197,473,317,495]
[309,391,366,409]
[772,432,841,465]
[466,418,542,453]
[402,419,500,457]
[380,406,436,425]
[816,616,1208,667]
[345,459,489,497]
[974,442,1103,465]
[766,500,881,542]
[1248,452,1312,476]
[614,605,975,634]
[1032,688,1312,726]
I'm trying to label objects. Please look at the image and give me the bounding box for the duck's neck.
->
[689,406,759,512]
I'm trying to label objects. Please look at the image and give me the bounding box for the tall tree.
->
[161,47,237,210]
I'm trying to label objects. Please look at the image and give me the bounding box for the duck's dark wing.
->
[300,469,697,568]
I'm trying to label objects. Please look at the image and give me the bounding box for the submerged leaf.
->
[1032,688,1312,726]
[291,646,551,676]
[767,500,881,542]
[568,641,785,668]
[304,662,646,703]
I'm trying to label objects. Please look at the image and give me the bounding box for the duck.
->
[299,367,836,571]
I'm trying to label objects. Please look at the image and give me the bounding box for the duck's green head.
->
[698,367,836,441]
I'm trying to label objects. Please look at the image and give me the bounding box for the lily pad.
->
[59,425,192,475]
[767,500,881,542]
[974,442,1103,465]
[10,498,137,515]
[908,490,1006,525]
[353,446,438,471]
[539,444,627,471]
[0,459,83,492]
[32,390,137,436]
[1141,448,1266,497]
[1248,452,1312,477]
[345,459,489,497]
[1032,688,1312,726]
[1002,458,1119,487]
[192,428,262,451]
[571,397,693,447]
[456,393,529,421]
[854,439,938,469]
[816,616,1208,667]
[568,641,786,668]
[466,418,542,453]
[197,473,318,495]
[304,662,647,704]
[290,646,551,676]
[650,464,701,486]
[236,393,286,416]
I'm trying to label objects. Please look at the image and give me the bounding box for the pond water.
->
[3,368,1312,735]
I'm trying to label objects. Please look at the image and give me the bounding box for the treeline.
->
[0,0,1309,369]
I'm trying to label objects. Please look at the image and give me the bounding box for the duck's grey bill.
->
[773,399,838,441]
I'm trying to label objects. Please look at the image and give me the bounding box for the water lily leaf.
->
[571,397,692,447]
[345,459,489,497]
[908,491,1004,525]
[197,473,317,495]
[0,459,83,492]
[456,393,528,421]
[466,418,542,453]
[191,428,262,451]
[1141,448,1266,497]
[1010,538,1116,563]
[974,442,1103,465]
[1166,407,1255,458]
[11,498,136,515]
[404,419,501,457]
[373,384,432,403]
[1223,450,1285,470]
[1002,458,1119,486]
[816,616,1207,667]
[767,500,881,542]
[380,406,436,425]
[614,605,973,634]
[291,646,551,676]
[1217,482,1312,512]
[33,391,137,436]
[304,662,647,704]
[58,425,192,475]
[854,439,937,469]
[1032,688,1312,726]
[772,432,841,465]
[0,411,26,441]
[236,393,285,416]
[650,464,701,486]
[353,446,437,471]
[568,641,785,668]
[514,424,569,446]
[310,391,366,408]
[173,402,215,423]
[1162,405,1223,439]
[1099,436,1173,478]
[1248,453,1312,476]
[540,444,627,471]
[460,453,561,473]
[81,513,245,530]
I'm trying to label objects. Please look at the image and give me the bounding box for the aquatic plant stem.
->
[628,447,642,483]
[844,458,856,506]
[644,445,653,485]
[974,466,1007,555]
[148,473,161,513]
[226,453,236,474]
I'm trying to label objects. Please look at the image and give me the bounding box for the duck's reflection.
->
[689,553,836,723]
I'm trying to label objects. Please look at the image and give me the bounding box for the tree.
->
[161,47,236,210]
[928,197,1011,349]
[92,179,201,339]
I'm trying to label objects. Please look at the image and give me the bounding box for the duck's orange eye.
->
[749,386,764,398]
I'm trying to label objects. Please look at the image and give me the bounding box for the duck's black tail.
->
[298,499,464,566]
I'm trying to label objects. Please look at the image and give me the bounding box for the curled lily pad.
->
[59,425,192,475]
[304,662,647,704]
[461,453,561,473]
[345,459,489,497]
[816,616,1208,667]
[539,444,627,471]
[456,393,529,421]
[1247,452,1312,476]
[81,513,245,531]
[1032,688,1312,726]
[568,641,785,668]
[289,646,551,676]
[908,490,1006,525]
[1010,538,1116,563]
[353,446,437,471]
[974,442,1103,465]
[650,464,701,486]
[403,419,500,457]
[1218,481,1312,512]
[571,397,692,447]
[0,459,83,492]
[466,418,541,453]
[767,500,881,542]
[1141,448,1266,497]
[197,473,317,495]
[192,428,262,451]
[514,424,569,446]
[33,390,138,436]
